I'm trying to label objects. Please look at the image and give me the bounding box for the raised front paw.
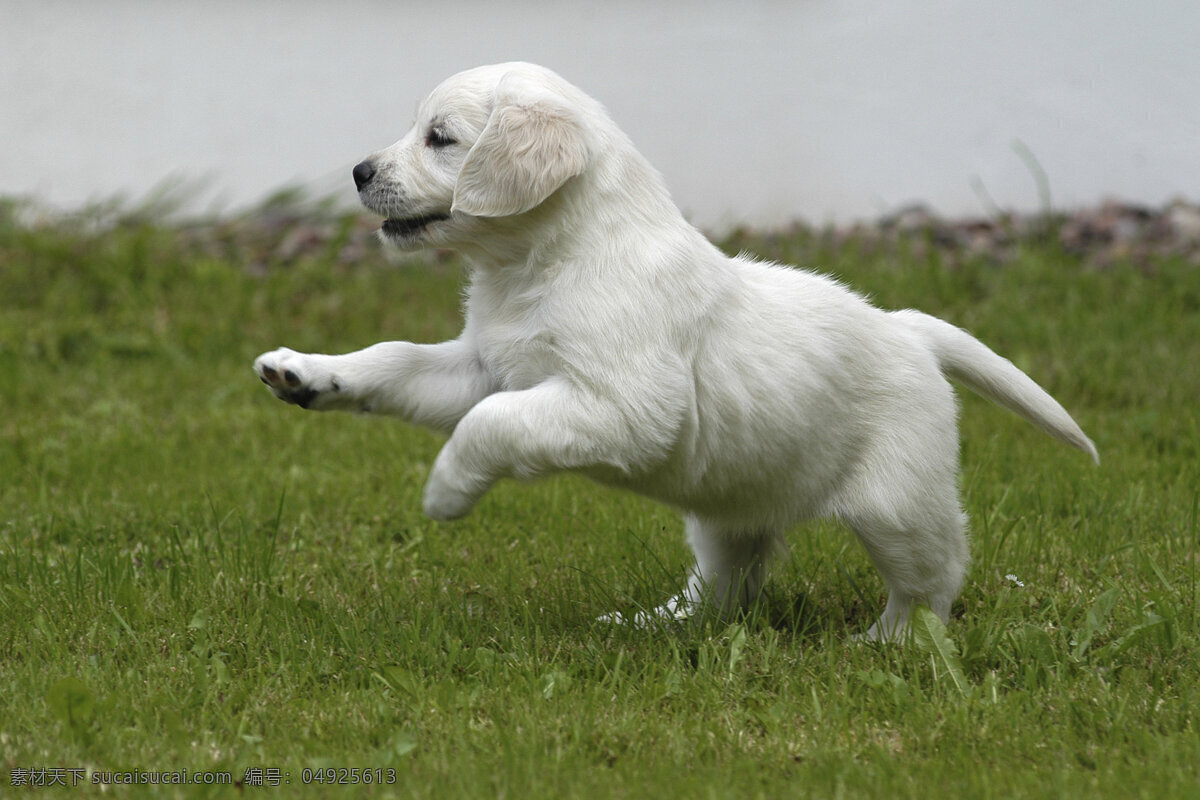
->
[422,445,491,521]
[422,476,478,522]
[254,348,342,410]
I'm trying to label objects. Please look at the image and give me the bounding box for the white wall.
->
[3,0,1197,227]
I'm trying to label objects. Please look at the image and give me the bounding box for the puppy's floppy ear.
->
[452,72,593,218]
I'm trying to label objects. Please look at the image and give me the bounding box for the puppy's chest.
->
[475,319,562,391]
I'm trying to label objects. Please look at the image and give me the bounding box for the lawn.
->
[1,198,1197,797]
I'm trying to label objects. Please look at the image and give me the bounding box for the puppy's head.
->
[354,63,597,250]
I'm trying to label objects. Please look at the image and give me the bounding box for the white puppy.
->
[255,62,1098,640]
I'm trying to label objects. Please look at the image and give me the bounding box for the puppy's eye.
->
[426,128,457,149]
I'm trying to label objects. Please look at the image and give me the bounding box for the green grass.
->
[1,201,1198,798]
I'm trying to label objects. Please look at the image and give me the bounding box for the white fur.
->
[255,63,1098,640]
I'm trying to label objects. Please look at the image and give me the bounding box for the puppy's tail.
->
[895,310,1099,463]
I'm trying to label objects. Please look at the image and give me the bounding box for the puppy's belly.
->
[578,426,856,527]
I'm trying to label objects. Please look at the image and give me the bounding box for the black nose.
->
[352,161,376,191]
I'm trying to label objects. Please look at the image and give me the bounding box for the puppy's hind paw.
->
[598,595,697,629]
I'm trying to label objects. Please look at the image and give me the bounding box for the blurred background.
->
[3,0,1197,229]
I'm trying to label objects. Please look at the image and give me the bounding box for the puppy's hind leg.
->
[841,484,969,642]
[605,516,780,627]
[834,379,972,641]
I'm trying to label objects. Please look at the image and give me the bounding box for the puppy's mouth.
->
[381,212,451,238]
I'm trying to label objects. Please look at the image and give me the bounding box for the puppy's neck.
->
[456,143,701,275]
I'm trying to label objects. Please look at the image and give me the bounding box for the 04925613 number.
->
[300,768,396,785]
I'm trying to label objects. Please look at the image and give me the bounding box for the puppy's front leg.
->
[254,340,495,433]
[422,380,651,521]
